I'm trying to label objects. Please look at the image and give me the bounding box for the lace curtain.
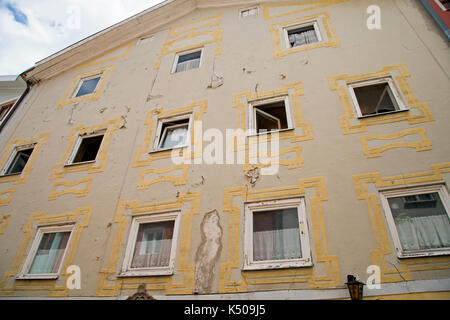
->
[289,29,318,47]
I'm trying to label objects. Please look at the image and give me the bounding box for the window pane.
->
[72,135,103,163]
[288,25,318,47]
[353,83,399,116]
[6,148,33,175]
[28,231,71,274]
[131,221,174,268]
[387,192,450,252]
[160,124,188,149]
[76,77,100,97]
[253,208,302,261]
[175,51,201,72]
[255,101,288,133]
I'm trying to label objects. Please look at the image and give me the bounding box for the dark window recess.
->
[287,25,318,47]
[255,101,288,133]
[75,77,100,97]
[72,135,103,163]
[353,83,400,116]
[439,0,450,10]
[5,148,33,175]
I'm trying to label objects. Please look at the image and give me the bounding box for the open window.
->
[285,22,321,48]
[66,131,104,165]
[244,198,312,270]
[19,225,73,279]
[73,74,102,98]
[1,144,34,176]
[173,49,202,73]
[434,0,450,10]
[380,185,450,258]
[249,96,292,135]
[121,211,181,276]
[153,114,192,151]
[348,77,408,118]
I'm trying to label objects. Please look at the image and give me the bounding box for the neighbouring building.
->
[0,75,27,136]
[0,0,449,300]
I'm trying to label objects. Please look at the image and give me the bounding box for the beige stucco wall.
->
[0,0,449,298]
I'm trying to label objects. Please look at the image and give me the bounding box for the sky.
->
[0,0,166,75]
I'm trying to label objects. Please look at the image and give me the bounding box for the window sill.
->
[118,268,174,277]
[246,127,294,138]
[64,160,96,167]
[0,172,22,178]
[243,259,313,271]
[356,109,409,119]
[397,249,450,259]
[16,274,59,280]
[148,145,188,154]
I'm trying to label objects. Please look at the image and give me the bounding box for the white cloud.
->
[0,0,165,75]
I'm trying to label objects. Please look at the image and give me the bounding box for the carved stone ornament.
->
[126,284,156,300]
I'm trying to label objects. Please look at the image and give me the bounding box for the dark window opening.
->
[353,82,400,116]
[5,147,33,175]
[72,135,103,163]
[159,119,189,150]
[439,0,450,10]
[175,51,201,73]
[254,101,288,133]
[75,77,101,97]
[287,25,318,47]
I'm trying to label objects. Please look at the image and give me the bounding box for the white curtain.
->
[175,58,200,73]
[253,228,302,261]
[289,29,318,47]
[131,225,173,268]
[395,215,450,251]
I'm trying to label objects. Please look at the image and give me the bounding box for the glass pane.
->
[253,208,302,261]
[288,26,318,47]
[75,77,100,97]
[387,192,450,252]
[72,135,103,163]
[175,51,201,72]
[28,231,71,274]
[6,148,33,175]
[353,83,398,116]
[131,221,174,268]
[160,125,188,149]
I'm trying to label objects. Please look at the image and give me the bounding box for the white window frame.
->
[283,20,322,49]
[347,77,408,118]
[0,143,35,176]
[247,94,294,136]
[65,129,105,166]
[18,224,74,280]
[71,72,103,98]
[243,197,312,271]
[171,48,203,74]
[152,113,193,152]
[240,6,259,18]
[379,184,450,259]
[120,211,181,277]
[434,0,450,11]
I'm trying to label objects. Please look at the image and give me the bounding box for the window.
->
[173,50,202,73]
[248,96,292,135]
[73,75,101,98]
[0,102,13,122]
[348,77,407,118]
[1,145,34,176]
[434,0,450,10]
[240,7,258,18]
[285,22,321,48]
[380,185,450,258]
[19,225,73,279]
[153,114,192,151]
[67,132,104,165]
[121,212,181,276]
[244,198,312,270]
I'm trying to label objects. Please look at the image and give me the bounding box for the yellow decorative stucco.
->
[169,14,222,38]
[269,12,340,59]
[0,207,92,297]
[0,215,11,234]
[0,133,51,185]
[96,193,200,296]
[263,0,349,20]
[244,145,304,173]
[329,64,434,134]
[50,118,120,179]
[360,127,432,158]
[353,163,450,283]
[0,188,16,206]
[219,177,339,293]
[48,177,93,201]
[137,164,189,189]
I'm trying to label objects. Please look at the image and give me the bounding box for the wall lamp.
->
[346,275,365,300]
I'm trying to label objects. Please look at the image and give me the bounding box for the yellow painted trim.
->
[219,178,339,293]
[50,118,120,179]
[48,178,93,201]
[0,207,92,297]
[360,127,432,158]
[0,188,16,206]
[154,29,223,70]
[329,64,434,134]
[72,40,134,71]
[244,145,304,172]
[169,14,222,38]
[0,215,11,234]
[55,65,115,110]
[353,163,450,283]
[96,193,200,296]
[137,164,189,189]
[0,133,51,185]
[263,0,349,20]
[269,12,339,59]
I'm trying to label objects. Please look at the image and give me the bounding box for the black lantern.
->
[345,275,365,300]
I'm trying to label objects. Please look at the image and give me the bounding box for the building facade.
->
[0,0,449,300]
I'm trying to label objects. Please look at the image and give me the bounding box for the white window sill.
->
[356,108,409,119]
[64,160,96,167]
[118,268,174,277]
[246,127,294,138]
[243,259,313,271]
[0,172,22,178]
[397,249,450,259]
[148,145,188,154]
[16,274,59,280]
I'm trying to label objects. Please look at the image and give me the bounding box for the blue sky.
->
[0,0,165,75]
